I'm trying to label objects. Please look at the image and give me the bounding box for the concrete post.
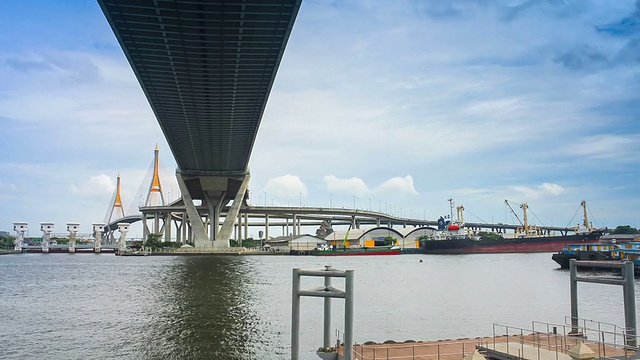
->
[291,268,301,360]
[265,214,270,242]
[323,266,332,350]
[623,261,637,346]
[570,259,579,333]
[40,223,54,253]
[344,270,354,360]
[67,222,79,253]
[92,223,104,253]
[464,350,487,360]
[13,222,28,252]
[568,342,596,360]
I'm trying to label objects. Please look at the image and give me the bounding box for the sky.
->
[1,0,639,238]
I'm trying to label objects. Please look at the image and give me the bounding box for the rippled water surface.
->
[0,253,637,359]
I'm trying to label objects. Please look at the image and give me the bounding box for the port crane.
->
[504,200,543,237]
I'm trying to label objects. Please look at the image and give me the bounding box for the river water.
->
[0,253,637,359]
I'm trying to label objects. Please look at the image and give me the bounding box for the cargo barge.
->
[312,245,401,256]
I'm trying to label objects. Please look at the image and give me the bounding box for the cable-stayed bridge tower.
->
[145,144,165,207]
[106,173,126,227]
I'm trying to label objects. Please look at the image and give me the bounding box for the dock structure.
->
[337,320,640,360]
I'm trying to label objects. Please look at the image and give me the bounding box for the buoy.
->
[419,259,423,263]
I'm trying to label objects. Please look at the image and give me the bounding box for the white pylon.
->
[13,222,27,252]
[67,223,79,253]
[40,223,54,253]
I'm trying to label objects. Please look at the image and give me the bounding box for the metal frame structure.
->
[569,259,637,347]
[291,266,354,360]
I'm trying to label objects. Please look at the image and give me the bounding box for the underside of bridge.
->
[99,0,302,247]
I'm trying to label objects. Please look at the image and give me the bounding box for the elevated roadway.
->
[98,0,302,247]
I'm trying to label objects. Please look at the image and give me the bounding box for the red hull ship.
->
[422,200,604,254]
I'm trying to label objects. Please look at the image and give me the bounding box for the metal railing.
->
[338,330,479,360]
[491,320,640,360]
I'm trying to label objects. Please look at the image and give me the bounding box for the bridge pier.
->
[216,174,250,248]
[164,211,172,243]
[177,172,250,248]
[265,214,270,243]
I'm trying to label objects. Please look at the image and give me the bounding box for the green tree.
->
[383,236,397,246]
[0,234,16,249]
[478,232,503,241]
[230,238,258,248]
[144,233,163,249]
[53,237,69,245]
[610,225,639,234]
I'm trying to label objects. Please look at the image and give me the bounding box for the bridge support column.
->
[244,213,249,241]
[292,214,297,236]
[217,174,250,248]
[153,211,161,236]
[142,213,150,242]
[176,172,250,248]
[67,223,79,253]
[93,224,104,253]
[177,174,210,248]
[164,211,172,243]
[40,223,54,253]
[265,214,270,243]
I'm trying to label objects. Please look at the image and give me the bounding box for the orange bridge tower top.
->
[145,144,165,207]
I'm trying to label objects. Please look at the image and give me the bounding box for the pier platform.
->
[337,327,639,360]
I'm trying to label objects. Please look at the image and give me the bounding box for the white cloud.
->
[564,134,640,163]
[374,175,419,196]
[323,175,370,195]
[264,175,307,199]
[70,175,114,198]
[511,183,565,200]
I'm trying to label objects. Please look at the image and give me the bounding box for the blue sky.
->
[1,0,639,237]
